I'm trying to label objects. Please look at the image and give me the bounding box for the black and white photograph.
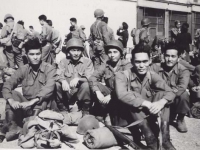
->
[0,0,200,149]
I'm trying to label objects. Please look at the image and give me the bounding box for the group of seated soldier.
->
[1,37,199,150]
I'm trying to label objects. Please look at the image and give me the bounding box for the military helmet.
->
[66,38,84,51]
[105,40,124,55]
[4,14,14,23]
[77,115,100,135]
[94,9,104,18]
[141,18,151,26]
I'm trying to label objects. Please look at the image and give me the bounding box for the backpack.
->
[131,28,141,45]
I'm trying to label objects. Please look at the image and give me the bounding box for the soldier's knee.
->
[179,91,190,101]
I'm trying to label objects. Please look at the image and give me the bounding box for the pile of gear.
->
[18,110,79,149]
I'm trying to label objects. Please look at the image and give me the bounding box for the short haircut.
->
[164,42,181,56]
[47,19,53,26]
[122,22,128,30]
[70,18,77,23]
[38,15,47,21]
[17,20,24,26]
[24,38,42,53]
[29,26,33,29]
[102,17,108,24]
[132,43,151,59]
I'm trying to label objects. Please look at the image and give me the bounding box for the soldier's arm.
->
[2,68,23,100]
[101,23,110,45]
[36,65,56,104]
[176,69,190,96]
[89,64,106,93]
[57,59,67,83]
[115,71,147,108]
[79,59,94,82]
[151,72,176,102]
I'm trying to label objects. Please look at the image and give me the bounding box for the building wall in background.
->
[0,0,137,47]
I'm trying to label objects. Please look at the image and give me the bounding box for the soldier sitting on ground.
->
[56,38,94,117]
[88,40,132,124]
[0,38,56,142]
[115,44,176,150]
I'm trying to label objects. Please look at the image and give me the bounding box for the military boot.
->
[138,120,158,150]
[162,121,176,150]
[0,123,8,143]
[82,100,91,117]
[4,110,21,141]
[176,114,187,133]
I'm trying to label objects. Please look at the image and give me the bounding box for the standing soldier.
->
[38,15,53,64]
[56,38,94,117]
[102,17,115,41]
[29,26,40,40]
[89,9,110,69]
[131,18,151,47]
[117,22,129,48]
[70,18,85,42]
[47,20,62,64]
[0,14,15,69]
[171,20,181,43]
[80,25,89,57]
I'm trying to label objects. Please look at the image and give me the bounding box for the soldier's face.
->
[176,23,181,29]
[39,20,44,26]
[70,21,76,26]
[69,48,82,61]
[108,49,121,63]
[164,49,179,67]
[27,49,42,65]
[132,53,150,75]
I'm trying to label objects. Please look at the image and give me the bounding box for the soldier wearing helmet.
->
[89,9,111,70]
[89,40,132,124]
[0,14,16,68]
[56,38,94,117]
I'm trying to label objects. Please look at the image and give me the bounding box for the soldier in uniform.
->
[38,15,53,64]
[150,42,190,133]
[89,40,132,124]
[89,9,110,70]
[0,38,56,142]
[0,14,15,68]
[115,44,176,150]
[171,20,181,43]
[56,38,94,116]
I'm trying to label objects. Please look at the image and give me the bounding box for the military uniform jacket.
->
[89,59,132,92]
[115,68,176,108]
[150,63,190,97]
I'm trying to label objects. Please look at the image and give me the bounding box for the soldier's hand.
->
[20,101,32,109]
[8,98,21,110]
[101,94,111,104]
[62,80,71,92]
[70,78,79,88]
[141,100,152,110]
[149,99,167,114]
[96,91,105,103]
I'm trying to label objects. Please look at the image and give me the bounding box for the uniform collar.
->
[28,61,45,74]
[159,62,178,75]
[106,59,123,70]
[67,56,84,65]
[130,67,151,82]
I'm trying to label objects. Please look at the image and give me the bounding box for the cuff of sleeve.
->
[4,94,13,101]
[92,86,100,93]
[133,98,145,108]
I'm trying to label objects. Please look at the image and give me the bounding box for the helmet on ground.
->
[77,115,99,135]
[94,9,104,18]
[105,40,124,55]
[4,14,14,23]
[66,38,84,51]
[141,18,151,26]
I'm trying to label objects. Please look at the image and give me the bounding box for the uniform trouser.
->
[4,46,15,68]
[92,50,108,70]
[41,43,53,65]
[171,91,190,115]
[55,82,91,111]
[12,46,25,67]
[5,90,50,126]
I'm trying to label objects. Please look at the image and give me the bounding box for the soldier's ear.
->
[149,58,152,64]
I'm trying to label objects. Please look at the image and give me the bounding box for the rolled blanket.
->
[84,127,117,149]
[191,102,200,119]
[83,126,133,149]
